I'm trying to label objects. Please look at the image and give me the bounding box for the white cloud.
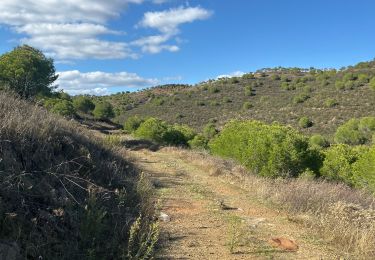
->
[0,0,142,60]
[56,70,159,95]
[139,6,212,34]
[134,6,212,53]
[216,71,245,79]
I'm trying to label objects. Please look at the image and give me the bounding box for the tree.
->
[73,96,95,113]
[0,45,58,97]
[51,100,75,117]
[93,102,115,120]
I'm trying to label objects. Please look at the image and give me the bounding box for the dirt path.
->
[126,146,340,260]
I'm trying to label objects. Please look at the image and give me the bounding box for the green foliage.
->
[335,80,345,90]
[124,115,145,133]
[244,85,254,96]
[320,144,363,184]
[369,77,375,90]
[325,98,338,108]
[135,118,169,143]
[309,134,330,149]
[334,117,375,145]
[223,97,232,103]
[208,86,220,93]
[203,122,218,139]
[51,99,75,117]
[188,134,209,149]
[73,96,95,113]
[134,118,195,146]
[242,101,253,110]
[352,145,375,192]
[293,93,310,104]
[0,45,58,97]
[298,116,313,128]
[93,102,115,120]
[209,120,319,178]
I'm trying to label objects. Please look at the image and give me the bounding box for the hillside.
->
[0,92,157,259]
[102,62,375,138]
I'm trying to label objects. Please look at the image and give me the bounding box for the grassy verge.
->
[0,92,158,259]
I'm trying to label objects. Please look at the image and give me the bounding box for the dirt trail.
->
[126,146,339,260]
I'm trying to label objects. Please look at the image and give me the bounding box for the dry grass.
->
[0,92,157,259]
[164,147,375,258]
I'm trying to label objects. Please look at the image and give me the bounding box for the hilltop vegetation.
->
[100,63,375,139]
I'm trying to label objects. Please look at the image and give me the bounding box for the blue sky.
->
[1,0,375,95]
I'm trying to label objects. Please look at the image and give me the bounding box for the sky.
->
[1,0,375,95]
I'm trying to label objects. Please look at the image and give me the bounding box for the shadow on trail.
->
[123,139,160,151]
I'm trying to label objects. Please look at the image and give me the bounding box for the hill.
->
[102,61,375,139]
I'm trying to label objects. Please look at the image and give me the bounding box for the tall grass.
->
[0,92,157,259]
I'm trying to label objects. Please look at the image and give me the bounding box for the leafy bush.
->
[293,93,310,104]
[51,99,75,117]
[320,144,365,184]
[124,115,145,133]
[209,120,319,178]
[223,97,232,103]
[334,117,375,145]
[134,118,195,146]
[73,96,95,113]
[335,80,345,90]
[209,86,220,93]
[299,116,313,128]
[188,134,209,149]
[325,98,338,108]
[352,145,375,192]
[244,86,254,96]
[203,122,218,139]
[309,134,330,149]
[242,101,253,110]
[135,118,169,143]
[369,77,375,91]
[93,102,115,120]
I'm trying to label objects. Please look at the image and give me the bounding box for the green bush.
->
[222,97,232,103]
[335,80,345,90]
[51,99,75,117]
[208,86,220,93]
[242,101,253,110]
[188,134,209,149]
[123,115,145,133]
[209,120,319,178]
[293,93,310,104]
[320,144,365,184]
[73,96,95,113]
[172,124,196,144]
[369,77,375,90]
[203,123,218,139]
[244,86,254,96]
[325,98,338,108]
[352,145,375,192]
[334,117,375,145]
[298,116,313,128]
[93,102,115,120]
[309,134,330,149]
[135,118,169,143]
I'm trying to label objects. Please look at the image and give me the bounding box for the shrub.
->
[196,101,206,106]
[188,134,209,149]
[335,80,345,90]
[271,74,281,80]
[208,86,220,93]
[51,99,75,117]
[293,93,310,104]
[209,120,319,178]
[310,134,330,149]
[73,96,95,113]
[135,118,169,143]
[298,116,313,128]
[352,145,375,192]
[123,115,145,133]
[93,102,115,120]
[325,98,338,108]
[210,100,220,106]
[223,97,232,103]
[320,144,364,184]
[369,77,375,91]
[171,124,196,144]
[242,101,253,110]
[334,117,375,145]
[203,123,218,139]
[244,86,254,96]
